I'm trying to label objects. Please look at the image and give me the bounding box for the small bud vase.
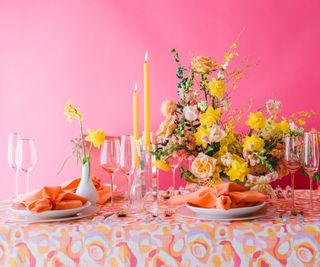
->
[76,160,98,204]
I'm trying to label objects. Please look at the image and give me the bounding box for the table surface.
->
[0,190,319,267]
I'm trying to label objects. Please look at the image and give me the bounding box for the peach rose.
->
[156,115,176,138]
[161,100,177,117]
[191,153,217,180]
[191,56,217,74]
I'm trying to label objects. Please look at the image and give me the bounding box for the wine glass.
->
[283,136,302,209]
[15,138,38,194]
[303,132,319,209]
[8,133,22,198]
[120,135,135,202]
[100,137,120,209]
[167,156,182,196]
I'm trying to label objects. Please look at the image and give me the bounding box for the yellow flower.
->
[64,100,83,123]
[194,126,210,148]
[245,112,266,131]
[208,79,226,98]
[85,128,106,149]
[298,118,306,125]
[191,56,217,74]
[155,160,170,172]
[275,119,290,133]
[227,159,249,182]
[200,107,221,127]
[243,134,265,152]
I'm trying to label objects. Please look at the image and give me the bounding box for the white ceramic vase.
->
[76,160,98,204]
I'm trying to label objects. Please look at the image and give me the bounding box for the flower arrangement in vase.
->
[154,40,316,192]
[64,100,106,203]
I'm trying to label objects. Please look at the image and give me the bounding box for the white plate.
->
[185,202,266,218]
[176,206,268,221]
[10,201,91,219]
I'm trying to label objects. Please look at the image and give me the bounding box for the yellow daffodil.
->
[243,134,265,152]
[227,159,249,182]
[200,107,221,128]
[208,79,226,98]
[85,128,106,149]
[274,119,290,134]
[64,100,83,123]
[245,112,266,131]
[155,160,171,172]
[194,126,210,148]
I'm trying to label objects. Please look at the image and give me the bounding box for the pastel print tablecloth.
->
[0,190,320,267]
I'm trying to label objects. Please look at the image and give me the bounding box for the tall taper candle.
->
[144,51,151,149]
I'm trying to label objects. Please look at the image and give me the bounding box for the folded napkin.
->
[61,177,112,205]
[168,182,267,210]
[18,186,88,213]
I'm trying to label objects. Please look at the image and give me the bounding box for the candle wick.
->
[134,82,138,91]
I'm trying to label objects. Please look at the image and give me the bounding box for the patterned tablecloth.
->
[0,190,319,267]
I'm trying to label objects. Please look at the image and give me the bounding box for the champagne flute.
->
[167,156,182,196]
[303,132,319,209]
[100,137,120,210]
[283,136,302,209]
[8,133,22,198]
[15,138,38,194]
[120,135,135,203]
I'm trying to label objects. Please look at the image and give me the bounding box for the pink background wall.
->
[0,0,319,199]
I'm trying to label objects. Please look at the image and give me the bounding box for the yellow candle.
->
[144,51,151,150]
[133,82,139,141]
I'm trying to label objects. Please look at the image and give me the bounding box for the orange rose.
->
[161,100,177,117]
[156,115,176,138]
[191,153,217,180]
[191,56,217,74]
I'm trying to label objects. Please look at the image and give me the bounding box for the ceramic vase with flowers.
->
[64,100,106,204]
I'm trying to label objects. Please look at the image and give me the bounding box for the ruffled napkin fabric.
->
[17,186,88,213]
[17,177,112,213]
[168,182,267,210]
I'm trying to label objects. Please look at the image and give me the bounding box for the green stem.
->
[79,121,87,163]
[190,123,196,133]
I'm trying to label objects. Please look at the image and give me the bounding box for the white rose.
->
[191,153,217,180]
[183,105,198,121]
[221,152,232,167]
[208,124,227,143]
[197,101,207,112]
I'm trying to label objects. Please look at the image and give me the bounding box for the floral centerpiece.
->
[154,42,315,191]
[64,100,106,203]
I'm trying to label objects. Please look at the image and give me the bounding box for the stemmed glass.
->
[100,137,120,210]
[120,135,135,203]
[167,156,182,196]
[283,136,302,209]
[8,133,22,198]
[303,132,319,209]
[15,138,38,194]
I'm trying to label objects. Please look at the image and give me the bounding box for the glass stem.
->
[15,168,19,199]
[309,174,313,209]
[110,172,114,209]
[26,171,30,193]
[290,171,295,209]
[172,167,176,196]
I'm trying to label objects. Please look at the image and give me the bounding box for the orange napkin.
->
[18,186,88,213]
[61,177,112,205]
[168,182,267,210]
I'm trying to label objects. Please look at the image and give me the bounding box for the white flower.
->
[217,71,225,79]
[191,153,217,180]
[221,152,232,167]
[197,101,207,112]
[221,99,230,111]
[183,105,198,121]
[208,124,227,143]
[265,99,281,116]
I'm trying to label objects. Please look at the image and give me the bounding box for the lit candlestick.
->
[144,51,151,150]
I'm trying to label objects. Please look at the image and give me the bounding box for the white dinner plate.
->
[10,201,91,219]
[176,206,268,221]
[185,202,266,218]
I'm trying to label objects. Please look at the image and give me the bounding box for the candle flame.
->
[144,51,148,62]
[134,82,138,91]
